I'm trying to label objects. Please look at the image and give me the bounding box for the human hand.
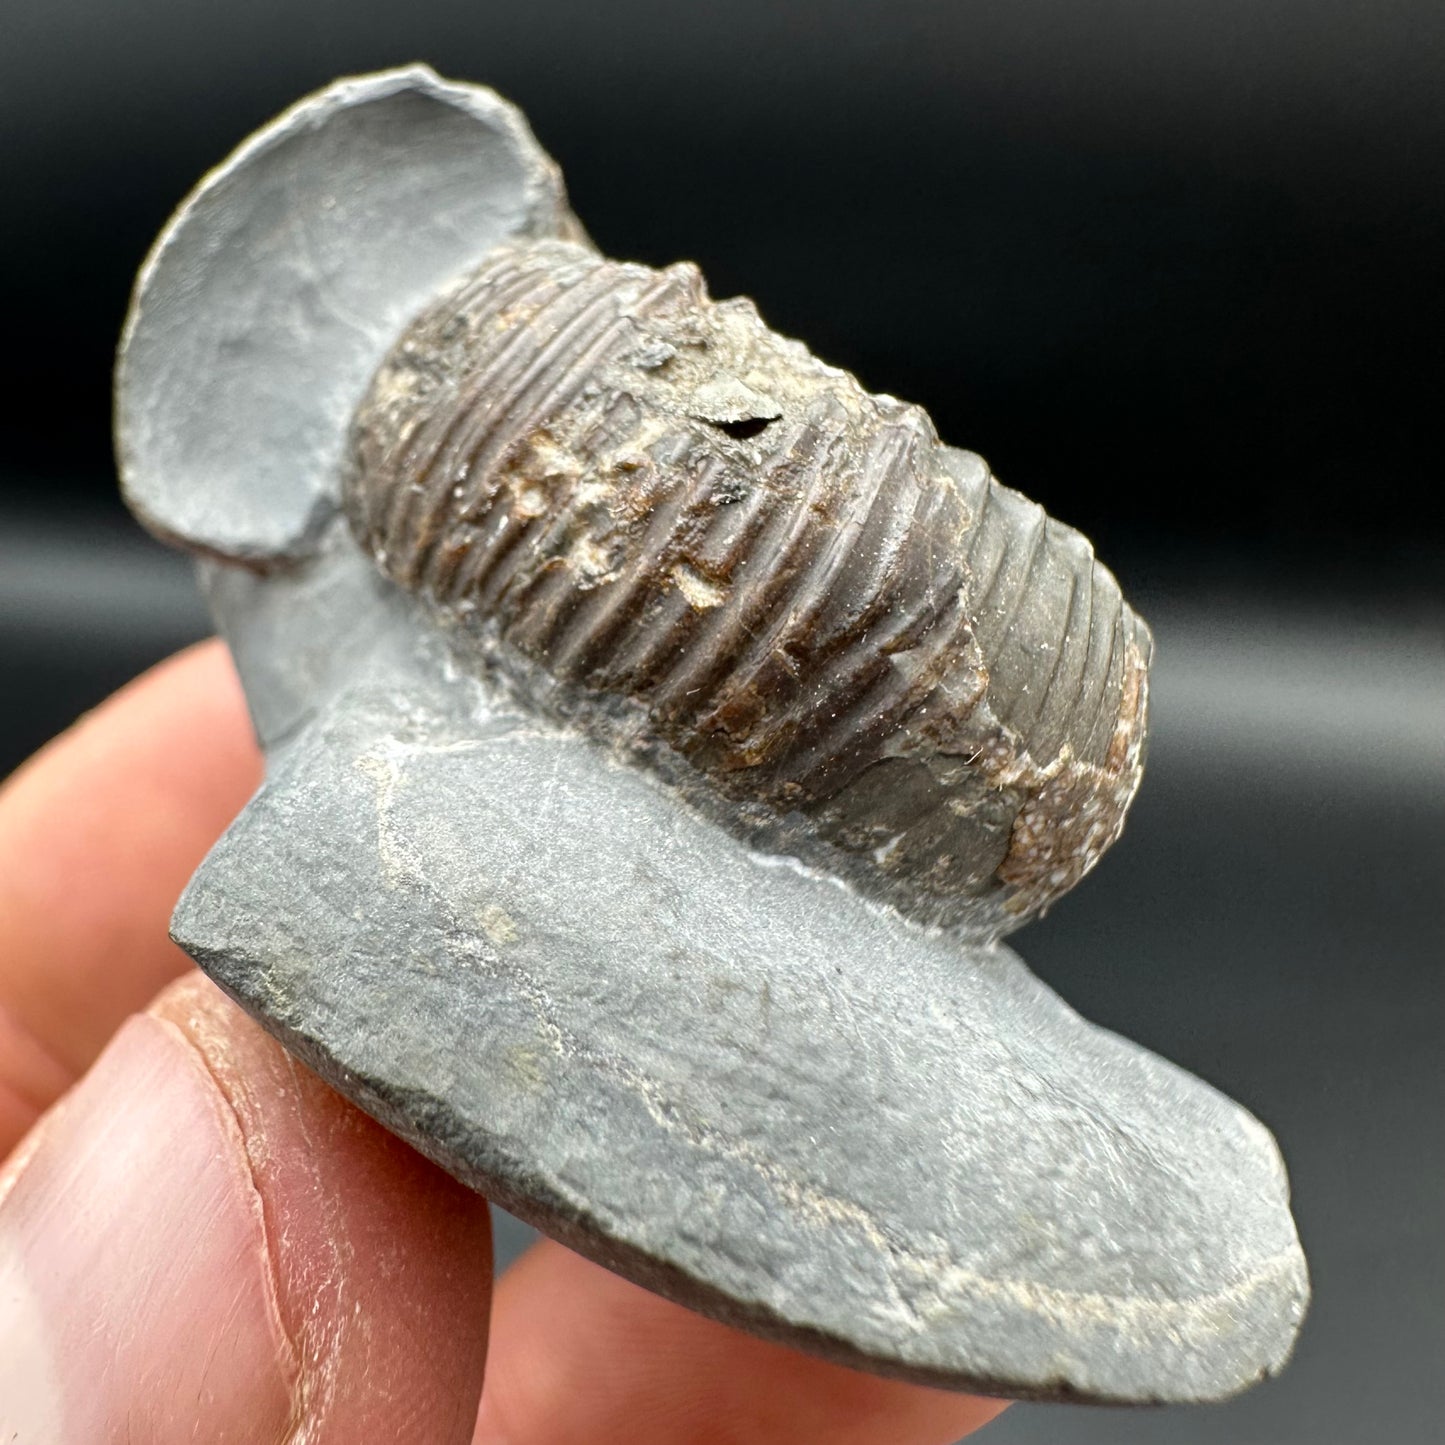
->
[0,641,1008,1443]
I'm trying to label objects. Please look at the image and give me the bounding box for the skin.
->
[0,640,1007,1443]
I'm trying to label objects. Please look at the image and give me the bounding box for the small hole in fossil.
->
[708,415,776,440]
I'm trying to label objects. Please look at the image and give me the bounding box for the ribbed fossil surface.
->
[345,240,1150,930]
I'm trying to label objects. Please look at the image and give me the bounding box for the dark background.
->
[1,3,1441,1442]
[5,0,1445,570]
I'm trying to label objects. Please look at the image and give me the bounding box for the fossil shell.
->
[344,239,1150,931]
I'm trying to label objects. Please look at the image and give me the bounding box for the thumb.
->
[0,972,492,1443]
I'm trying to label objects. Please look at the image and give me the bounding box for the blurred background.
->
[1,2,1440,1441]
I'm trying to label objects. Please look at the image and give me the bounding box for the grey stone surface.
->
[115,68,1311,1405]
[116,66,576,565]
[178,532,1309,1404]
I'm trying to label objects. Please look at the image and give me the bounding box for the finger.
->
[0,972,492,1443]
[477,1240,1007,1445]
[0,640,260,1150]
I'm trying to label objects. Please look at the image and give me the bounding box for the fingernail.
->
[0,1013,299,1442]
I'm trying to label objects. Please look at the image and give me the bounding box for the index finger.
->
[0,639,260,1151]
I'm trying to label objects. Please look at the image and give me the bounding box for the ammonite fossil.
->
[345,240,1149,930]
[114,68,1308,1407]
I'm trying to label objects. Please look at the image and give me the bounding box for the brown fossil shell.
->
[343,239,1150,932]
